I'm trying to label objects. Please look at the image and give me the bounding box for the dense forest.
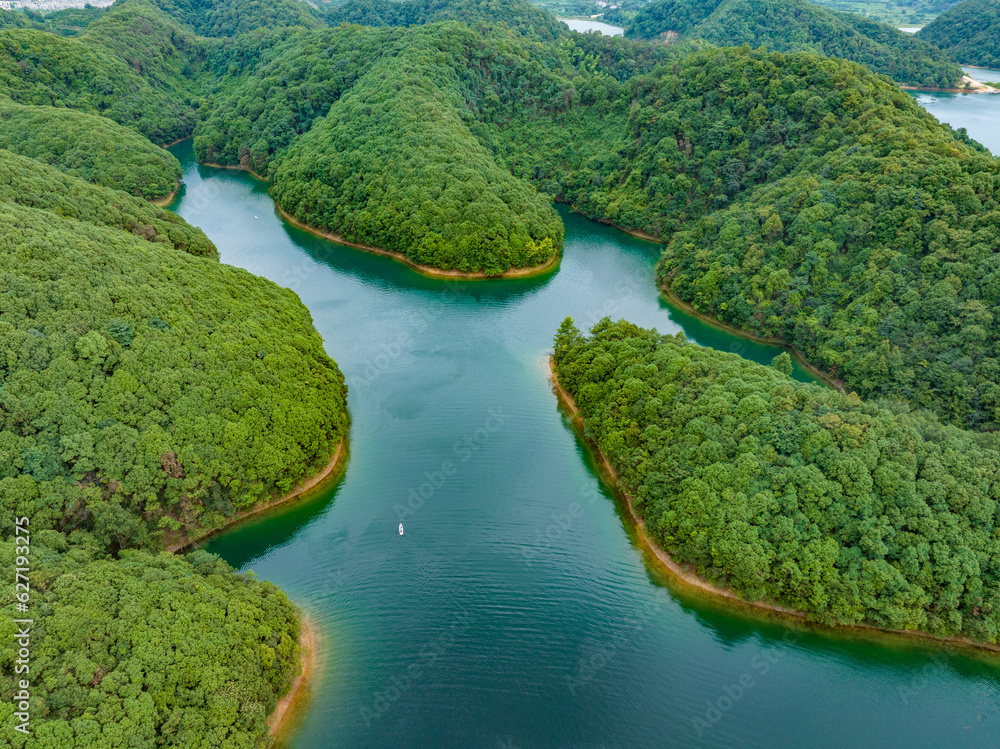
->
[808,0,960,25]
[3,0,995,416]
[553,319,1000,642]
[0,149,212,256]
[0,158,348,743]
[0,539,302,748]
[0,100,182,200]
[324,0,568,41]
[270,23,563,274]
[3,0,1000,737]
[481,43,1000,431]
[0,4,350,737]
[625,0,963,88]
[917,0,1000,69]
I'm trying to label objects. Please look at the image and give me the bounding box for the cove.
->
[165,140,1000,748]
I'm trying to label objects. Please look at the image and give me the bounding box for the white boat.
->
[398,523,404,536]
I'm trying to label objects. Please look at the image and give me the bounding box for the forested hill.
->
[553,319,1000,643]
[145,0,324,37]
[625,0,963,88]
[0,5,205,144]
[917,0,1000,68]
[269,23,564,275]
[0,150,348,745]
[323,0,568,41]
[0,100,182,201]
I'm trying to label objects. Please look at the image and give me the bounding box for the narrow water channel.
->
[166,140,1000,748]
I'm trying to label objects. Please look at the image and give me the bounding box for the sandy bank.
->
[164,441,346,553]
[276,205,561,280]
[267,615,319,738]
[900,75,1000,94]
[149,180,179,207]
[548,356,1000,656]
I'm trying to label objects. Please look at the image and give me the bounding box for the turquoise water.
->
[908,87,1000,155]
[165,141,1000,748]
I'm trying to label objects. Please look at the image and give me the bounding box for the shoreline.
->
[161,135,193,148]
[202,160,269,181]
[267,614,319,738]
[657,283,846,390]
[547,356,1000,657]
[164,440,346,553]
[557,199,847,391]
[149,180,179,207]
[276,205,562,280]
[900,75,1000,94]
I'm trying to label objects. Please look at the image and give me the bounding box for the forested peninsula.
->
[2,0,1000,740]
[917,0,1000,69]
[624,0,963,88]
[553,319,1000,645]
[0,4,350,738]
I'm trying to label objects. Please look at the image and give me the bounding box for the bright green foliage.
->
[918,0,1000,68]
[626,0,963,87]
[195,24,400,171]
[0,149,213,256]
[808,0,960,27]
[0,536,301,747]
[270,23,563,274]
[145,0,324,37]
[0,3,206,144]
[0,187,347,551]
[624,48,1000,430]
[488,45,1000,430]
[324,0,568,41]
[0,100,181,200]
[0,8,30,30]
[553,319,1000,642]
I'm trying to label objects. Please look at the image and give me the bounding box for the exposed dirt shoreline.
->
[267,615,319,739]
[548,356,1000,656]
[276,205,562,280]
[149,180,179,207]
[164,440,346,553]
[900,75,1000,94]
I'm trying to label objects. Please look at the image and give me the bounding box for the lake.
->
[907,86,1000,156]
[562,19,624,36]
[166,119,999,749]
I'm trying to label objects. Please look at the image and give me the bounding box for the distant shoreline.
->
[548,356,1000,656]
[900,75,1000,94]
[164,440,346,553]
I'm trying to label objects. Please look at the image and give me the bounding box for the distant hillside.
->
[626,0,963,88]
[917,0,1000,68]
[144,0,324,36]
[808,0,961,26]
[324,0,568,41]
